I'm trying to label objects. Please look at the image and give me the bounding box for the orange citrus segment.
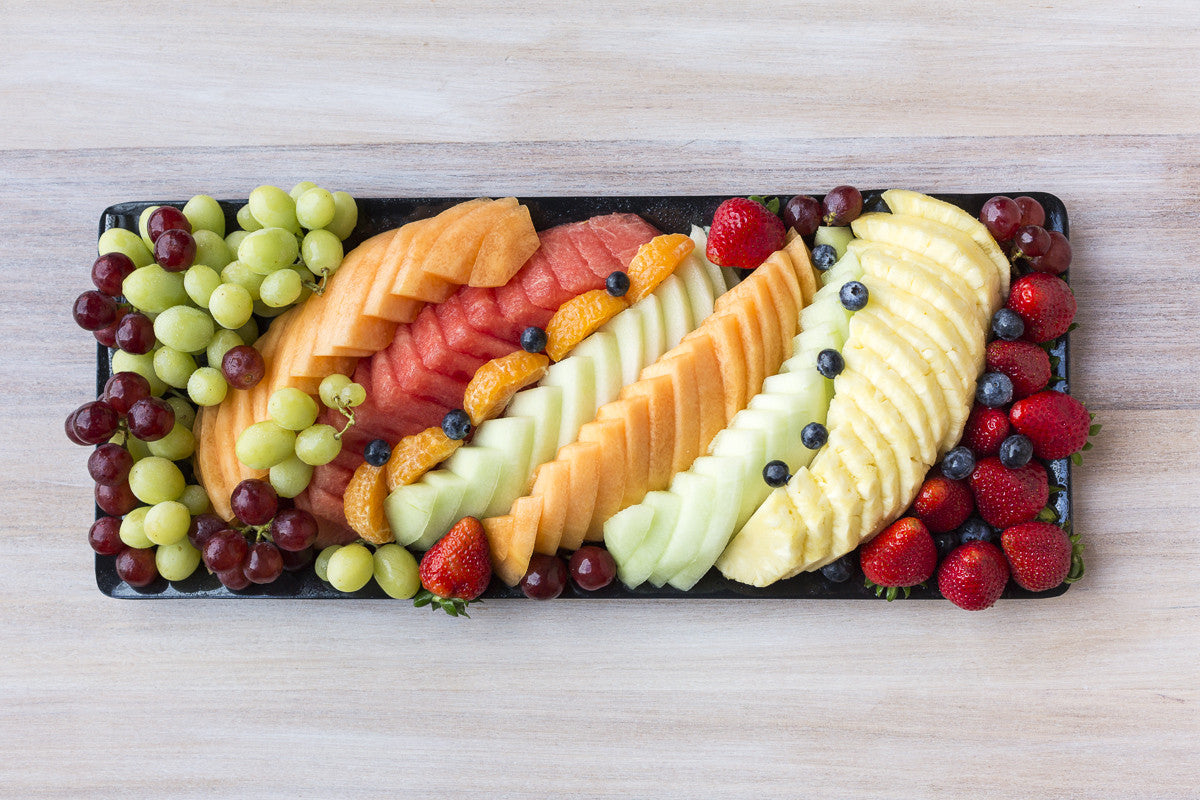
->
[344,463,392,545]
[544,289,629,361]
[384,426,463,492]
[625,233,695,304]
[463,350,550,425]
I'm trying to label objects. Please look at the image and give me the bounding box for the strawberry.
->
[985,339,1050,399]
[1008,271,1076,342]
[414,517,492,616]
[968,457,1048,529]
[912,474,974,533]
[1009,390,1091,460]
[706,197,787,270]
[1000,521,1072,591]
[937,541,1010,610]
[859,517,937,600]
[961,403,1010,456]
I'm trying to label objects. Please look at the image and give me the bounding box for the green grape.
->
[249,185,300,233]
[122,265,189,314]
[301,229,343,276]
[166,395,196,430]
[239,227,300,275]
[294,424,341,466]
[179,484,212,515]
[252,300,288,318]
[99,227,154,268]
[193,229,234,270]
[152,346,196,389]
[235,421,297,470]
[147,420,196,461]
[269,456,314,498]
[156,538,202,581]
[373,544,420,599]
[184,264,222,308]
[119,506,154,549]
[318,374,352,408]
[138,205,161,251]
[337,382,367,408]
[183,194,226,237]
[225,229,250,254]
[209,283,254,329]
[221,261,265,299]
[153,306,214,354]
[326,191,358,241]
[315,545,341,582]
[327,543,374,592]
[111,350,167,396]
[144,500,191,545]
[114,432,152,462]
[295,187,336,230]
[236,203,263,232]
[268,387,319,430]
[236,317,260,344]
[188,366,228,406]
[289,181,318,201]
[129,456,185,504]
[206,329,243,368]
[259,268,302,307]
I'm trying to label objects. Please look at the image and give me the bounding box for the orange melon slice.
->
[598,396,651,512]
[482,515,514,578]
[532,461,571,555]
[576,417,628,541]
[675,335,726,448]
[508,495,544,564]
[424,197,518,284]
[691,312,746,423]
[645,349,700,477]
[391,199,490,302]
[471,204,540,287]
[559,440,602,552]
[621,373,676,491]
[784,232,819,306]
[363,226,422,323]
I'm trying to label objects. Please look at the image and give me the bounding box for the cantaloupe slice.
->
[509,495,544,564]
[363,227,423,322]
[391,199,489,302]
[759,254,800,342]
[784,231,819,306]
[644,349,700,477]
[598,396,651,513]
[482,515,514,578]
[577,417,628,541]
[676,335,727,447]
[424,197,518,284]
[621,373,675,491]
[694,312,747,423]
[471,204,540,287]
[531,460,571,555]
[720,302,765,399]
[500,509,539,586]
[559,440,602,552]
[312,232,402,357]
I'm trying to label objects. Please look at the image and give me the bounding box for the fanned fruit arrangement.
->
[72,185,1091,614]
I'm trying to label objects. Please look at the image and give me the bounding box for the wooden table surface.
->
[2,2,1197,797]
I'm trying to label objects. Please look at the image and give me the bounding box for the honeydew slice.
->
[504,385,563,469]
[655,273,695,352]
[604,303,648,387]
[615,491,681,588]
[710,426,769,529]
[675,253,719,338]
[540,355,597,452]
[604,503,656,575]
[647,470,717,587]
[570,330,624,410]
[669,455,747,590]
[635,293,667,374]
[407,469,469,551]
[471,416,535,518]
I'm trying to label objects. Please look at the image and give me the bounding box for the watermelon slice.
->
[434,300,514,361]
[411,306,487,380]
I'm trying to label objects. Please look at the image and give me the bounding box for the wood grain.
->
[2,3,1199,798]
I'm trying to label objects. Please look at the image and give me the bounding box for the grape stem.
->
[304,268,331,297]
[333,402,356,440]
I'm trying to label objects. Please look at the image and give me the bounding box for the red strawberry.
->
[1009,390,1090,460]
[985,339,1051,399]
[937,541,1010,610]
[415,517,492,615]
[706,197,787,270]
[962,403,1010,456]
[859,517,937,599]
[968,457,1048,529]
[913,474,974,533]
[1008,272,1076,342]
[1000,521,1072,591]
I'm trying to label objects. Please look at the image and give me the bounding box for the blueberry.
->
[520,326,547,354]
[958,517,996,545]
[940,446,975,481]
[839,280,869,311]
[811,244,838,270]
[820,553,855,583]
[363,438,391,467]
[606,270,630,298]
[976,371,1014,408]
[999,433,1034,468]
[801,422,829,450]
[933,531,959,559]
[441,409,472,441]
[991,308,1025,341]
[762,460,791,487]
[816,348,844,379]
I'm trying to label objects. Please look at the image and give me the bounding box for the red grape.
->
[96,481,138,516]
[821,186,863,226]
[94,308,128,348]
[91,252,136,296]
[126,397,175,441]
[71,400,120,444]
[222,345,265,390]
[980,196,1022,242]
[568,545,617,591]
[116,546,159,587]
[1028,230,1072,274]
[279,546,314,572]
[244,542,284,584]
[1013,225,1051,258]
[114,312,156,355]
[783,195,822,238]
[88,442,133,486]
[153,228,196,272]
[147,206,191,243]
[1014,196,1046,227]
[88,516,125,556]
[65,409,87,445]
[203,529,250,572]
[73,290,119,331]
[187,512,226,550]
[217,565,251,590]
[231,479,278,526]
[103,371,152,415]
[520,553,568,600]
[270,508,318,552]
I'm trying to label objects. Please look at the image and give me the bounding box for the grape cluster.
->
[978,195,1072,274]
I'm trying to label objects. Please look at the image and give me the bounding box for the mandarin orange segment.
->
[544,289,629,361]
[384,426,464,492]
[344,463,392,545]
[625,233,695,304]
[463,350,550,425]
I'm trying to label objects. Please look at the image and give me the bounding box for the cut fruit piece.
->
[390,199,489,302]
[544,289,629,361]
[699,313,748,422]
[363,227,422,322]
[503,385,564,469]
[344,463,391,545]
[471,416,536,518]
[540,355,597,453]
[620,373,675,491]
[654,274,695,353]
[384,481,438,548]
[615,490,681,588]
[829,426,884,545]
[558,440,602,552]
[634,293,667,375]
[783,232,819,307]
[676,334,727,449]
[714,486,805,588]
[709,426,769,529]
[481,515,515,582]
[471,203,541,287]
[641,348,700,477]
[604,503,656,573]
[668,455,746,590]
[462,350,550,425]
[813,225,855,259]
[675,252,719,331]
[789,468,834,574]
[830,392,903,521]
[569,330,624,410]
[625,233,695,304]
[441,446,506,527]
[530,460,571,555]
[598,397,651,511]
[648,470,716,587]
[508,495,544,564]
[603,302,648,388]
[407,469,469,551]
[810,447,865,569]
[843,337,937,465]
[576,418,628,541]
[836,368,926,495]
[384,426,463,492]
[423,197,518,284]
[720,302,765,401]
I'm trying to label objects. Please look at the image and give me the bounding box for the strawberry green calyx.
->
[747,195,781,215]
[864,577,918,601]
[413,589,473,617]
[1065,532,1086,584]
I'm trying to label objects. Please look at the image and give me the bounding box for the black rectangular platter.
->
[94,192,1072,601]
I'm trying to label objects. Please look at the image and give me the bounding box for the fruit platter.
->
[71,184,1092,613]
